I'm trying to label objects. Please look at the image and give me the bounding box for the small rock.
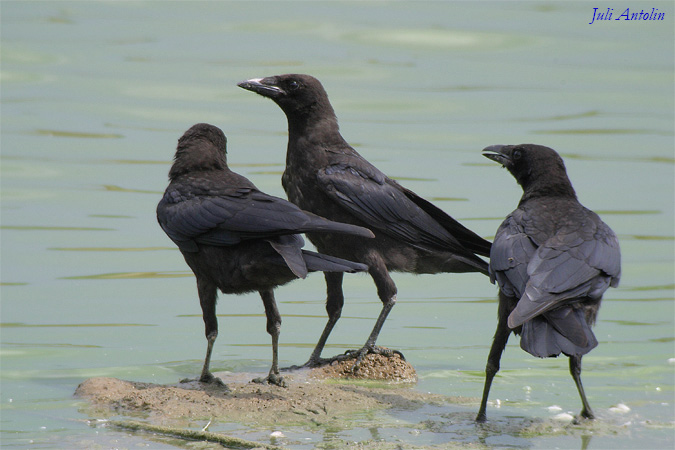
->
[552,412,575,422]
[609,403,631,413]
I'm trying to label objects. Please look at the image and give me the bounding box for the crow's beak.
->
[482,145,511,166]
[237,77,285,98]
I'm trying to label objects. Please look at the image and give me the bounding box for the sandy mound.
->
[73,352,625,450]
[75,354,433,427]
[310,352,417,382]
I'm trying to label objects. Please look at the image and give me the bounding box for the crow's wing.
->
[266,234,308,279]
[489,209,537,298]
[401,186,492,257]
[507,207,621,328]
[157,186,321,252]
[317,162,484,259]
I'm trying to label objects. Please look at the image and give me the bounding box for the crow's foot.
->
[252,372,287,387]
[179,372,228,389]
[284,346,405,372]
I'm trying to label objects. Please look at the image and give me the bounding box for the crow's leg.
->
[288,272,345,369]
[288,255,402,371]
[476,305,512,423]
[344,253,401,370]
[570,354,595,421]
[253,289,286,387]
[180,277,225,386]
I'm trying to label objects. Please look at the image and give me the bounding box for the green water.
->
[1,1,673,449]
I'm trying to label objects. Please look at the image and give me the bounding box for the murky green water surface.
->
[2,1,673,449]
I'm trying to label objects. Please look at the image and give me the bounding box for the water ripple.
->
[30,129,124,139]
[61,271,192,280]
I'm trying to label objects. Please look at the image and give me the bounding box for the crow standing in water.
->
[156,123,373,386]
[476,144,621,422]
[238,74,491,368]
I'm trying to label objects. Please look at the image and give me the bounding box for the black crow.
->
[476,144,621,422]
[238,74,491,368]
[156,123,373,386]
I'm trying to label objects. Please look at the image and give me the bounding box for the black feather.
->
[156,123,373,383]
[476,143,621,422]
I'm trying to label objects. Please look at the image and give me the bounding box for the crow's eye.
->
[512,149,522,160]
[288,81,300,91]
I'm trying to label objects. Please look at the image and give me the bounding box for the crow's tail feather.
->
[302,250,368,274]
[520,307,597,358]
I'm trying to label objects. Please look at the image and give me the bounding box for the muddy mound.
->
[75,354,427,426]
[310,352,417,382]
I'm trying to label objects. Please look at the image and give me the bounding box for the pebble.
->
[609,403,631,413]
[552,412,575,422]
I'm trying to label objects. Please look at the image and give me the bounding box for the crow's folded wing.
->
[507,210,621,328]
[317,162,481,259]
[157,187,318,252]
[489,211,538,299]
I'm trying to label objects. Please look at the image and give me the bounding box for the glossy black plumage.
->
[476,144,621,422]
[157,123,373,385]
[238,74,491,368]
